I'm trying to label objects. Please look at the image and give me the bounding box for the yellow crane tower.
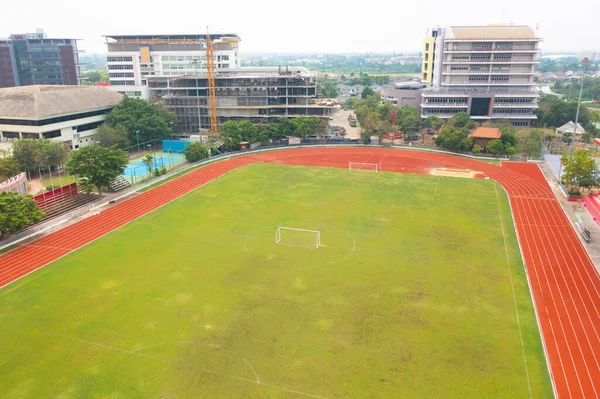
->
[205,27,218,135]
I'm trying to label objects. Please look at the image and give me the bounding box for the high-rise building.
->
[147,67,334,134]
[103,34,241,100]
[0,29,82,88]
[420,25,542,127]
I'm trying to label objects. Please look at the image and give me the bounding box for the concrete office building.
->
[0,29,82,88]
[0,85,122,152]
[420,25,542,126]
[103,34,241,100]
[147,67,335,134]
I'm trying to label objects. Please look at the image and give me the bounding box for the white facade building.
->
[103,34,241,100]
[0,85,122,152]
[421,25,542,127]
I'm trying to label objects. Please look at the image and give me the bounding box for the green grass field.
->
[0,163,552,398]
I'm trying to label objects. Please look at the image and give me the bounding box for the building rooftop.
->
[104,33,241,42]
[557,121,585,135]
[0,85,123,120]
[470,127,501,139]
[449,25,537,40]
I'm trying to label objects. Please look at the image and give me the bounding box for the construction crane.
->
[205,27,218,135]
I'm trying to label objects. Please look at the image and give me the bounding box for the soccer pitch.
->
[0,163,552,398]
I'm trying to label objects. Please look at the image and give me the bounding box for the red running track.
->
[1,147,599,398]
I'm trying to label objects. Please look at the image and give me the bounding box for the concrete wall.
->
[381,88,422,110]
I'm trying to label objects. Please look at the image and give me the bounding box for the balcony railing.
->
[442,71,534,75]
[421,102,468,107]
[444,48,540,53]
[491,113,537,119]
[423,86,538,94]
[493,102,539,108]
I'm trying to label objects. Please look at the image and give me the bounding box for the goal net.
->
[349,162,380,173]
[275,227,321,249]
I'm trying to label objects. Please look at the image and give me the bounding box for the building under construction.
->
[147,66,336,134]
[103,33,241,100]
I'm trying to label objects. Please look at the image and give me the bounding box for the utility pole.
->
[571,57,589,154]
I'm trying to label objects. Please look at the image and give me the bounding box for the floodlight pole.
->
[570,57,588,155]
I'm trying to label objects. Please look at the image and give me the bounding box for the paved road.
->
[330,109,361,139]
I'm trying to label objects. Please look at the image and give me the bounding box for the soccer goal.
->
[349,161,380,173]
[275,227,321,249]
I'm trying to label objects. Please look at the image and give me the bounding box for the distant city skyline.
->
[2,0,598,55]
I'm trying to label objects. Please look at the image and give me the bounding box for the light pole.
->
[571,57,589,154]
[136,130,140,155]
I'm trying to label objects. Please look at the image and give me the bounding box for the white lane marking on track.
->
[494,184,532,399]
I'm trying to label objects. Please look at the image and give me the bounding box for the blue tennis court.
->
[121,154,186,184]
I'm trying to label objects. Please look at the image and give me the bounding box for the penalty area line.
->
[45,332,330,399]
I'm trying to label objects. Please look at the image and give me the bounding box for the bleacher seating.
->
[109,176,131,192]
[582,194,600,228]
[31,183,98,223]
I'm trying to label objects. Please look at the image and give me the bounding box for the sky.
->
[2,0,598,55]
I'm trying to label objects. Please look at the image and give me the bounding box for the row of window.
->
[108,64,134,70]
[423,109,466,114]
[451,55,514,61]
[42,130,61,139]
[424,98,467,104]
[495,98,534,103]
[162,55,205,62]
[32,60,61,66]
[110,80,135,86]
[109,72,135,78]
[76,121,103,132]
[29,53,59,59]
[494,109,534,114]
[27,46,59,52]
[107,56,133,62]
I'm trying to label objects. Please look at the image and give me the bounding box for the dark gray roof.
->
[0,85,123,120]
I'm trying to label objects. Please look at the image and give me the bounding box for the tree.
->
[143,154,154,175]
[361,86,376,99]
[12,138,68,172]
[66,146,128,196]
[95,124,130,148]
[319,77,339,98]
[423,116,442,132]
[486,139,505,154]
[449,112,473,128]
[499,126,518,148]
[81,70,109,85]
[0,192,44,239]
[541,100,590,128]
[219,120,257,150]
[523,129,543,157]
[0,157,21,181]
[106,96,176,143]
[184,142,211,162]
[561,150,598,192]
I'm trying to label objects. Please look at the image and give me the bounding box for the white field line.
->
[433,178,440,199]
[130,341,260,383]
[494,184,533,399]
[43,332,329,399]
